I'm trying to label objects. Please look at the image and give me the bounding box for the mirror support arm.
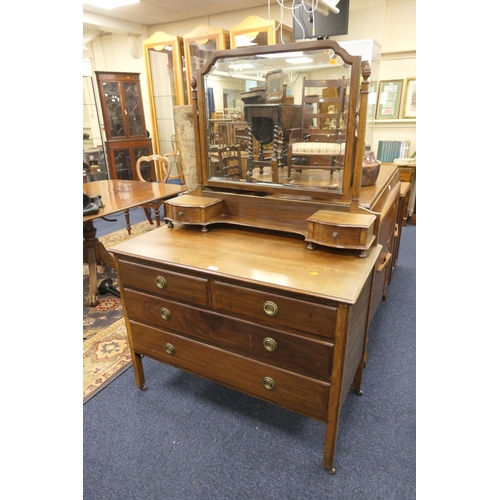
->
[191,77,203,189]
[352,62,372,204]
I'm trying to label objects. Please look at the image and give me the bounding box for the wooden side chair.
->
[217,144,243,179]
[287,77,349,181]
[124,152,179,234]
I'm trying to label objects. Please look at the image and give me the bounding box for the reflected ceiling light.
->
[285,57,313,64]
[228,62,255,71]
[259,52,304,59]
[83,0,140,9]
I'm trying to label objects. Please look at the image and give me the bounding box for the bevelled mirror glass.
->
[197,41,364,201]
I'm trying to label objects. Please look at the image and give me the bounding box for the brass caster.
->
[358,250,367,258]
[139,384,147,391]
[201,226,208,232]
[307,243,314,250]
[354,389,363,396]
[167,221,174,228]
[328,467,336,475]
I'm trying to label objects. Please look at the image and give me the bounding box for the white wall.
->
[84,0,417,157]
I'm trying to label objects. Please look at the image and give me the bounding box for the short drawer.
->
[129,320,330,421]
[123,289,334,379]
[306,210,376,251]
[117,260,209,307]
[165,195,223,224]
[212,282,336,339]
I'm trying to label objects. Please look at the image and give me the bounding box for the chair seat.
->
[291,142,345,155]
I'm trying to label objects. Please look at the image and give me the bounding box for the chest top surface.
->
[111,225,381,304]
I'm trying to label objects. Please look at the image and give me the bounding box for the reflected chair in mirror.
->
[217,145,243,179]
[124,152,178,234]
[286,77,348,183]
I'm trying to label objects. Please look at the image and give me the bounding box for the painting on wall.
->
[402,77,416,119]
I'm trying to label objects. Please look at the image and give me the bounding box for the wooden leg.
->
[84,220,117,307]
[124,209,132,235]
[131,351,146,391]
[322,416,340,474]
[153,205,162,227]
[83,221,100,306]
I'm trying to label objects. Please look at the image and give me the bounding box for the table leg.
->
[83,220,116,306]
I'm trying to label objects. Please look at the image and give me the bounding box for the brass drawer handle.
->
[263,337,277,352]
[332,231,339,238]
[164,343,175,355]
[262,377,276,390]
[160,308,171,321]
[178,211,184,217]
[263,300,278,317]
[155,276,167,289]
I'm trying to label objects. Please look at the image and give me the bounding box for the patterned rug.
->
[83,220,159,403]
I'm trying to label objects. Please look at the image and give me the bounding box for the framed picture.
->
[402,77,416,119]
[376,79,404,119]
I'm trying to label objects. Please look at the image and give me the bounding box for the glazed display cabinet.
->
[95,71,153,180]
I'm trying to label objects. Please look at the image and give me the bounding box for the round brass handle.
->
[332,231,339,238]
[262,377,276,390]
[160,308,171,321]
[164,343,175,355]
[155,276,167,289]
[263,300,278,317]
[263,337,277,352]
[178,211,184,217]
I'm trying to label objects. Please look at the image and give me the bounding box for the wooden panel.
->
[123,289,334,379]
[129,320,330,421]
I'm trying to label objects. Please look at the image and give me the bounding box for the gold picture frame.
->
[402,77,416,119]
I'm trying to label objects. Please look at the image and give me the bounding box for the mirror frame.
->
[195,39,369,204]
[143,32,186,160]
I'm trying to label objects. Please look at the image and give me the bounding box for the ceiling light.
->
[83,0,140,9]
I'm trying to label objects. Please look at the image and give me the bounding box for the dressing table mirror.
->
[198,41,360,201]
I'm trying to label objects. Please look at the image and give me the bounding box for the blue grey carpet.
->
[84,220,416,500]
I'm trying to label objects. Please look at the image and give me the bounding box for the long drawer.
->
[129,320,330,421]
[117,260,209,307]
[123,289,334,380]
[212,282,337,339]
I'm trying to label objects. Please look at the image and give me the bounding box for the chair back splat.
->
[123,152,183,234]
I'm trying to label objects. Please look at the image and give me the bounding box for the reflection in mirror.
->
[202,43,362,198]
